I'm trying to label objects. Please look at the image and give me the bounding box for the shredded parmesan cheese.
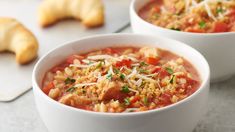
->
[74,83,97,87]
[82,59,91,64]
[204,2,217,21]
[109,65,114,75]
[126,67,137,79]
[136,74,157,83]
[135,79,143,87]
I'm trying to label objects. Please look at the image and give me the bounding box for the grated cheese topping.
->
[74,83,97,88]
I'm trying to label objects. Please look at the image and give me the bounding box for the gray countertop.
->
[1,27,235,132]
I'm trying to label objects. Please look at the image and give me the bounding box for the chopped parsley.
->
[140,62,148,66]
[121,85,130,93]
[143,96,148,105]
[96,61,103,69]
[139,69,149,74]
[169,75,175,84]
[199,21,206,29]
[124,98,130,106]
[66,87,76,93]
[106,73,112,80]
[216,8,223,14]
[64,77,76,84]
[165,67,174,74]
[120,73,125,80]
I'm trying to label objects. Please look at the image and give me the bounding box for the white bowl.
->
[130,0,235,82]
[32,34,210,132]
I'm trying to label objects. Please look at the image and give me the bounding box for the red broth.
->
[139,0,235,33]
[42,47,200,113]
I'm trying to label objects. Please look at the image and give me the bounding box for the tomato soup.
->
[139,0,235,33]
[42,47,200,113]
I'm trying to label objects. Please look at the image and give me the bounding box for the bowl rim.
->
[32,33,210,117]
[130,0,235,36]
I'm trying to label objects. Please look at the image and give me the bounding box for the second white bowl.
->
[130,0,235,82]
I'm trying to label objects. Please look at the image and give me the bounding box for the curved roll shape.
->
[0,18,39,64]
[38,0,105,28]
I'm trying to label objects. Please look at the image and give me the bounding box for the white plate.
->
[0,0,131,101]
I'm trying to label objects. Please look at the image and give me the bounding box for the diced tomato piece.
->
[146,57,160,65]
[151,67,161,73]
[159,93,172,105]
[159,69,170,78]
[123,59,132,67]
[153,6,160,13]
[213,22,228,33]
[66,55,84,64]
[115,59,132,68]
[42,82,54,95]
[186,28,205,33]
[160,82,167,87]
[115,61,122,67]
[186,77,198,85]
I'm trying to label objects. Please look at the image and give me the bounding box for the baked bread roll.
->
[0,18,39,64]
[38,0,105,28]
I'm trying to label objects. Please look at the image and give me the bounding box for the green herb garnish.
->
[66,87,76,92]
[96,61,103,69]
[165,67,174,75]
[120,74,125,80]
[139,69,149,74]
[143,96,148,105]
[216,8,223,14]
[121,85,130,93]
[199,21,206,29]
[64,77,76,84]
[106,73,112,80]
[140,62,148,66]
[169,75,175,84]
[124,98,130,106]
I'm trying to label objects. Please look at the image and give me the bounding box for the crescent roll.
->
[0,18,39,64]
[38,0,105,28]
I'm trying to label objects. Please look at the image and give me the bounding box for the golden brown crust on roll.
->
[38,0,105,28]
[0,17,39,64]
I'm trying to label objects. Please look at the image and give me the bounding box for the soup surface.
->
[42,47,200,113]
[139,0,235,33]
